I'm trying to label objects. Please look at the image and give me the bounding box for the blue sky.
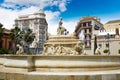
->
[44,0,120,21]
[0,0,120,34]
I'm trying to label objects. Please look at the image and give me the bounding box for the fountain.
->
[0,18,120,80]
[43,18,83,56]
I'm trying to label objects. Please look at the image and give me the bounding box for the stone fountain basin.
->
[0,55,120,80]
[0,55,120,72]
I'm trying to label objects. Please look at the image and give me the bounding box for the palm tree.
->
[22,29,35,54]
[10,27,35,54]
[0,23,4,48]
[10,26,21,44]
[24,29,35,44]
[10,26,21,53]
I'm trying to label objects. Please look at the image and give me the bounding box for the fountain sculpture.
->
[16,44,24,55]
[43,18,83,55]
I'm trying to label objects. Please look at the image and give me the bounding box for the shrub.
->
[103,49,109,53]
[118,49,120,54]
[0,48,9,54]
[8,50,15,54]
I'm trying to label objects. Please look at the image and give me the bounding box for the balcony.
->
[34,21,39,24]
[81,26,92,29]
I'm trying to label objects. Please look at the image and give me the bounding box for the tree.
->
[94,35,97,55]
[10,26,21,53]
[21,29,35,54]
[24,29,35,45]
[10,27,35,54]
[10,26,21,44]
[0,23,4,48]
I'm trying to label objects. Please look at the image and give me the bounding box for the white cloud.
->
[0,8,17,29]
[3,0,70,12]
[1,2,16,9]
[59,2,67,12]
[17,6,39,15]
[63,20,78,34]
[45,10,60,34]
[45,10,60,21]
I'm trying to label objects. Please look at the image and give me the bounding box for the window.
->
[99,44,102,48]
[9,41,12,50]
[83,23,86,27]
[85,35,87,39]
[106,44,109,47]
[89,35,91,39]
[89,29,91,32]
[0,40,2,48]
[84,29,87,33]
[88,21,91,26]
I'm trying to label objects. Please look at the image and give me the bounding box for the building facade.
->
[92,28,120,55]
[75,16,103,49]
[0,29,15,50]
[104,20,120,30]
[15,10,48,49]
[91,19,120,55]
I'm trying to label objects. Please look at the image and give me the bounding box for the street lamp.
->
[64,29,69,35]
[105,33,110,55]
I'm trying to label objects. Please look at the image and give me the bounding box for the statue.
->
[43,44,48,55]
[57,18,66,35]
[81,44,87,55]
[16,44,24,55]
[74,42,82,54]
[55,45,63,55]
[95,47,101,55]
[43,43,83,56]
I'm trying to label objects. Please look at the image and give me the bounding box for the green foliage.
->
[10,27,35,54]
[94,35,97,54]
[8,50,15,54]
[22,29,35,45]
[21,29,35,54]
[118,49,120,54]
[10,26,21,44]
[0,48,9,54]
[0,48,15,54]
[103,49,109,53]
[10,27,35,45]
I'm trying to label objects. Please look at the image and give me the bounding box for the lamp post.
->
[105,33,110,55]
[64,29,69,35]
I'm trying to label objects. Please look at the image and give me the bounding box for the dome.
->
[34,9,45,16]
[38,9,45,14]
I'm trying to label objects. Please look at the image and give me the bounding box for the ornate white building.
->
[15,10,48,48]
[75,16,104,48]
